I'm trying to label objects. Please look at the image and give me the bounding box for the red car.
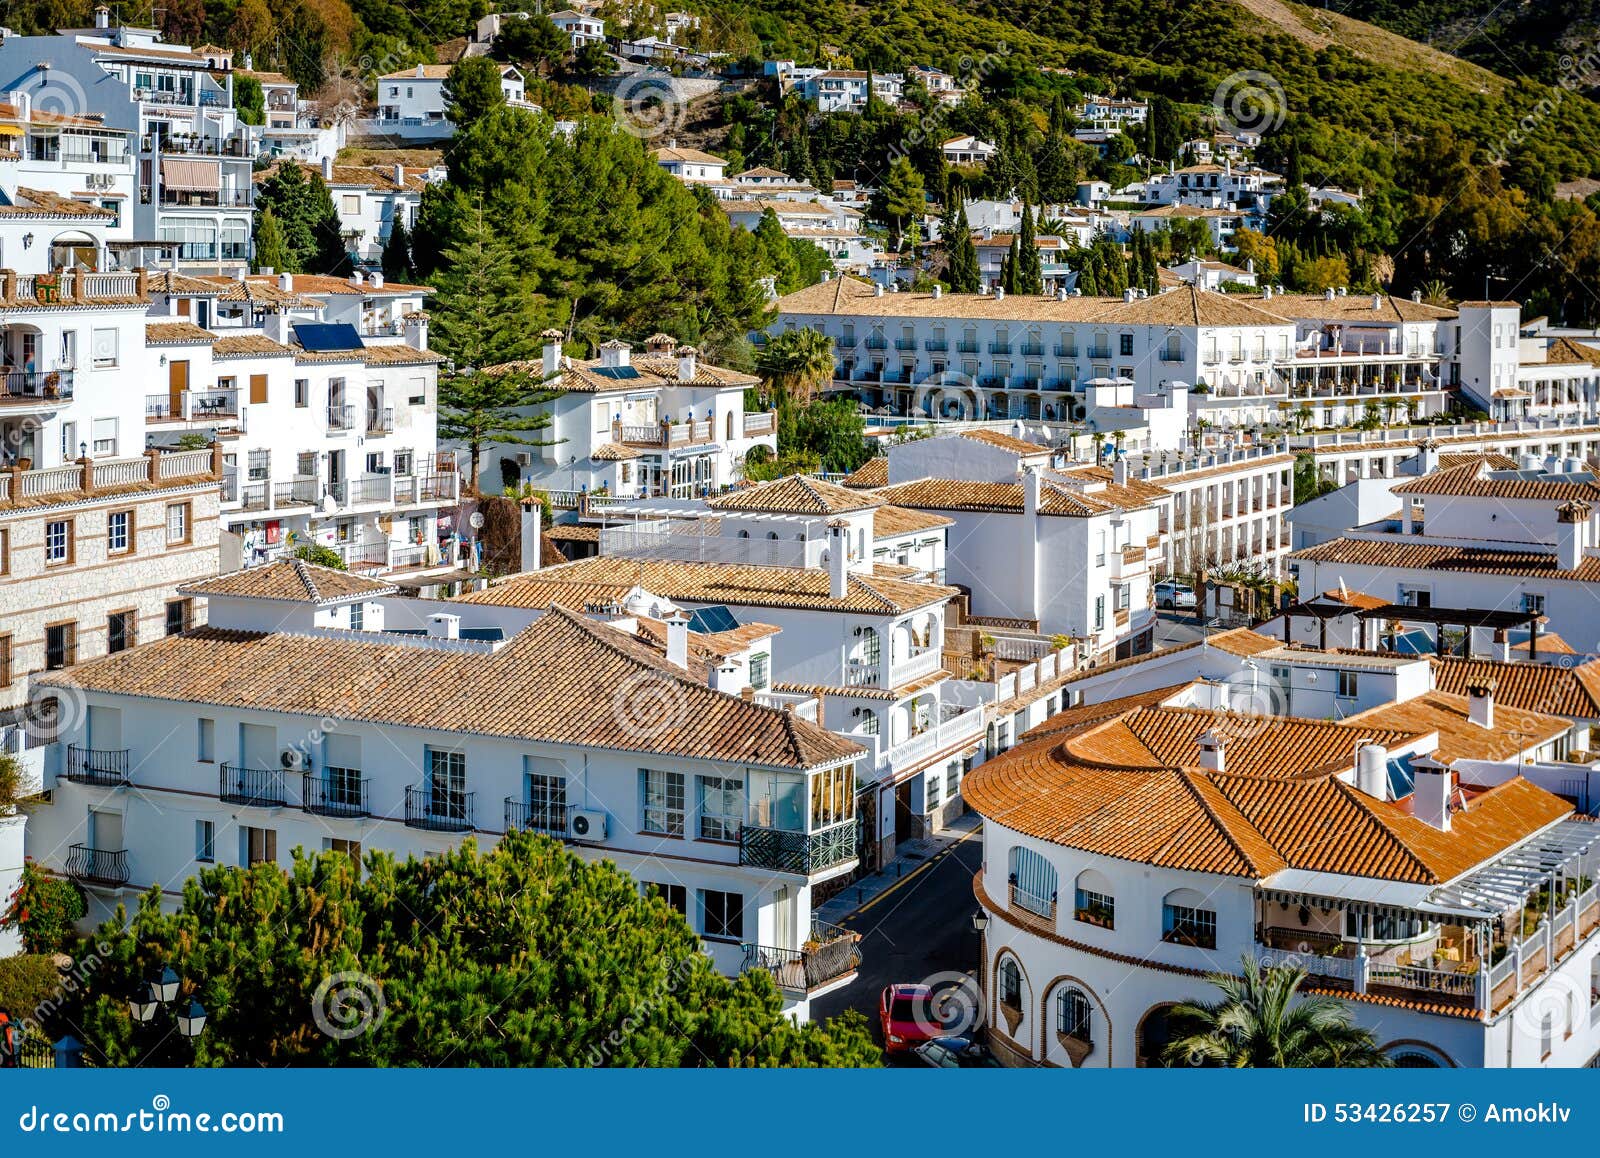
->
[879,983,937,1054]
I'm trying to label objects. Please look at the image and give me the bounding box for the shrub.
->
[291,542,347,570]
[2,862,87,955]
[0,954,63,1021]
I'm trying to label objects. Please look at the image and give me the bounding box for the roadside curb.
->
[833,827,980,926]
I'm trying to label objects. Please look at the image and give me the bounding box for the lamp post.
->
[971,908,990,1006]
[128,967,207,1054]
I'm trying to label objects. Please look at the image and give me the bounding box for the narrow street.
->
[811,835,986,1045]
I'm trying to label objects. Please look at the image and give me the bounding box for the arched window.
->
[726,411,734,441]
[1074,869,1115,930]
[997,958,1022,1007]
[1057,987,1091,1042]
[1391,1051,1441,1068]
[1007,845,1058,918]
[1162,888,1217,949]
[737,530,750,539]
[767,531,779,541]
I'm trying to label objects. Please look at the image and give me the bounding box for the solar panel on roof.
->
[293,322,364,352]
[687,606,739,634]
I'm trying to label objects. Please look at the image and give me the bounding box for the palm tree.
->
[1163,956,1392,1068]
[760,328,836,405]
[1420,278,1451,307]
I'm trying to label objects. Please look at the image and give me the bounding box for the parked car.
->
[912,1036,1002,1068]
[879,983,937,1054]
[1154,581,1196,610]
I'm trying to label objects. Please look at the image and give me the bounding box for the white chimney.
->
[1112,457,1128,486]
[711,658,742,695]
[874,283,884,297]
[1556,500,1589,569]
[1197,729,1225,773]
[1262,285,1272,300]
[1371,294,1383,311]
[541,330,563,378]
[520,504,543,572]
[599,340,631,369]
[995,286,1006,302]
[676,344,698,382]
[322,155,333,180]
[1411,289,1422,303]
[1356,743,1389,801]
[427,613,460,640]
[1323,287,1335,301]
[8,90,29,119]
[1467,681,1494,731]
[415,64,426,78]
[932,284,941,299]
[1411,755,1454,832]
[348,270,363,288]
[1417,438,1440,475]
[369,271,384,289]
[277,271,293,293]
[94,4,110,28]
[1057,287,1068,301]
[1123,287,1136,303]
[233,266,248,282]
[827,522,849,600]
[665,611,690,670]
[393,163,405,189]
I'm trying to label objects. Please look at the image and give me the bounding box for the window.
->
[749,652,769,690]
[1162,901,1217,949]
[198,717,215,762]
[1541,1011,1554,1059]
[195,820,215,863]
[1521,592,1546,616]
[107,610,134,654]
[91,326,118,368]
[697,774,744,841]
[365,452,384,474]
[0,528,7,574]
[699,888,743,939]
[394,451,413,476]
[945,760,960,799]
[165,599,190,636]
[811,764,853,827]
[92,417,117,456]
[107,509,132,553]
[1074,886,1114,929]
[998,958,1022,1006]
[165,501,190,545]
[427,748,467,820]
[243,826,277,866]
[294,378,309,407]
[45,519,72,564]
[1119,333,1134,356]
[1008,845,1058,917]
[324,838,361,862]
[348,601,365,630]
[341,194,361,214]
[524,768,568,832]
[641,769,685,836]
[1094,595,1105,632]
[45,622,75,670]
[1057,987,1091,1041]
[645,881,688,917]
[1336,670,1358,699]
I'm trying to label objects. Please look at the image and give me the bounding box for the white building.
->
[1141,161,1279,213]
[942,135,996,167]
[364,63,532,143]
[28,559,866,1019]
[1076,96,1148,131]
[795,71,904,113]
[548,9,606,48]
[653,143,727,185]
[259,158,431,265]
[474,333,775,499]
[964,665,1600,1067]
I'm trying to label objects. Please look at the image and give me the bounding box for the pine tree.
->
[945,200,979,292]
[381,215,414,283]
[1017,202,1043,295]
[1001,233,1021,295]
[253,205,289,274]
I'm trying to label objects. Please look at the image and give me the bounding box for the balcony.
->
[891,643,942,686]
[877,704,986,777]
[1053,344,1077,357]
[924,339,948,352]
[405,785,474,832]
[741,920,862,995]
[302,771,370,818]
[159,188,252,208]
[365,407,395,435]
[273,477,319,507]
[66,844,129,888]
[327,403,356,431]
[893,338,917,351]
[1020,343,1044,357]
[618,419,713,448]
[0,369,74,408]
[1008,883,1057,933]
[220,764,287,808]
[742,411,775,436]
[956,340,979,354]
[62,745,130,787]
[1087,346,1112,360]
[739,819,856,875]
[988,341,1012,355]
[863,336,888,351]
[504,798,572,838]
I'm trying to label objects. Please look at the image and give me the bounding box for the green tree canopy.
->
[60,833,879,1066]
[444,55,508,130]
[252,162,348,274]
[491,12,569,71]
[381,215,414,283]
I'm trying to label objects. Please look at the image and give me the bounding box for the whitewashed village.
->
[0,1,1596,1072]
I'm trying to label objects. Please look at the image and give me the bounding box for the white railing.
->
[93,459,148,488]
[754,691,820,723]
[158,449,214,479]
[993,635,1056,662]
[891,644,941,686]
[19,464,81,497]
[878,704,985,775]
[1256,945,1359,983]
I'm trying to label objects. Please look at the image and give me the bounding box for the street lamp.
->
[127,969,206,1039]
[971,909,989,934]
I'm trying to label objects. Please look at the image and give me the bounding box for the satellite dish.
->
[469,511,485,529]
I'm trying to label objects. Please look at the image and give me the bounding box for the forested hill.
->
[1327,0,1600,85]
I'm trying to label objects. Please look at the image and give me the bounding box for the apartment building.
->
[792,70,904,113]
[257,158,431,265]
[966,674,1600,1067]
[548,9,607,48]
[653,143,728,185]
[475,333,775,500]
[0,9,258,271]
[364,63,533,142]
[1140,160,1280,212]
[137,269,456,574]
[28,559,867,1019]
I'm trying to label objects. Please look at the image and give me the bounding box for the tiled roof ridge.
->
[1175,771,1265,876]
[1327,775,1438,884]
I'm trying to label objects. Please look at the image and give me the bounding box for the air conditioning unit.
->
[515,451,533,466]
[569,809,606,840]
[279,747,306,770]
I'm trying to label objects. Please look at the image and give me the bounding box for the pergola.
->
[1275,598,1545,656]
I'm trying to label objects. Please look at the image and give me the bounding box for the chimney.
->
[94,4,109,28]
[1467,680,1495,731]
[427,613,461,640]
[1417,437,1440,475]
[827,522,849,600]
[1323,287,1335,301]
[369,271,384,289]
[348,270,363,288]
[1356,743,1389,800]
[541,329,564,378]
[1262,285,1272,300]
[711,658,742,694]
[874,283,884,297]
[1556,500,1588,569]
[278,271,293,293]
[664,611,690,670]
[1112,457,1128,485]
[994,286,1005,302]
[1123,287,1136,304]
[1023,465,1042,521]
[1197,729,1225,773]
[520,503,543,571]
[8,90,28,120]
[233,265,248,283]
[1371,293,1383,311]
[676,344,698,382]
[599,340,631,369]
[322,155,333,181]
[415,64,425,78]
[1057,286,1068,301]
[1411,756,1454,832]
[393,163,405,189]
[932,284,941,299]
[1411,289,1422,303]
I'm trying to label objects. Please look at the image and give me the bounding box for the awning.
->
[0,124,22,136]
[161,157,220,191]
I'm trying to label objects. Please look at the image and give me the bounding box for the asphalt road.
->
[1153,607,1209,649]
[811,834,986,1048]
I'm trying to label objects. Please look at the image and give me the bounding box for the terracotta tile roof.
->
[482,352,758,392]
[1196,629,1281,657]
[1511,632,1576,655]
[146,270,224,296]
[197,276,321,307]
[179,560,396,604]
[590,441,641,461]
[455,556,957,616]
[958,428,1051,455]
[1541,337,1600,367]
[244,273,434,297]
[1264,293,1457,323]
[1318,587,1389,611]
[870,472,1164,517]
[1292,537,1600,582]
[356,344,444,366]
[211,334,293,357]
[707,475,880,515]
[45,607,861,771]
[546,524,601,542]
[1346,691,1568,762]
[0,187,115,219]
[1437,452,1518,470]
[146,321,216,344]
[654,145,727,165]
[775,667,951,701]
[380,64,453,79]
[1020,681,1201,742]
[257,159,430,194]
[873,504,953,537]
[966,708,1572,882]
[842,457,888,488]
[1430,656,1600,719]
[1392,461,1600,502]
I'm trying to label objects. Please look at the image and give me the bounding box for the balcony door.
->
[240,722,277,771]
[86,705,122,752]
[89,808,122,853]
[773,885,795,952]
[167,358,189,412]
